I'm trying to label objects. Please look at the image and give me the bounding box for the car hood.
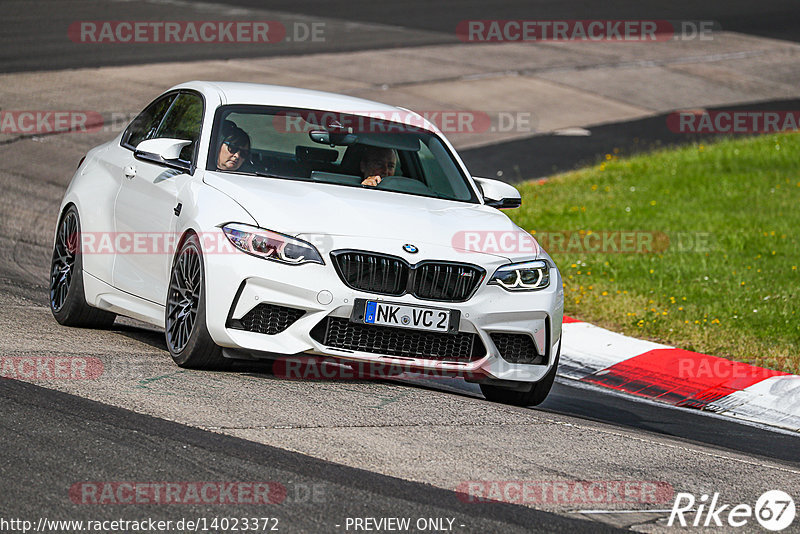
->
[203,172,541,262]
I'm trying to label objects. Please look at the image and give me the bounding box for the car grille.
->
[414,263,482,301]
[333,252,408,295]
[490,333,545,365]
[229,303,305,335]
[311,317,485,363]
[331,251,484,302]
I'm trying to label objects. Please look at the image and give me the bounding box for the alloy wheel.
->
[166,244,201,353]
[50,212,78,312]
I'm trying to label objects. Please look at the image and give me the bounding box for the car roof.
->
[169,80,439,133]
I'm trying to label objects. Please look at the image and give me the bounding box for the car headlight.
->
[222,223,324,265]
[488,260,550,291]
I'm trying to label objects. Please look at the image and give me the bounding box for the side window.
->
[155,93,204,162]
[122,94,176,150]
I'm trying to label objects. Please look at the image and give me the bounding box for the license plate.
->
[352,299,459,334]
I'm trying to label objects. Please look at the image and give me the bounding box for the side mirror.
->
[134,138,192,170]
[473,177,522,209]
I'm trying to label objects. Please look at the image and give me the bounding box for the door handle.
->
[124,165,136,179]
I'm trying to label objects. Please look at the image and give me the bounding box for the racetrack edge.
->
[559,317,800,432]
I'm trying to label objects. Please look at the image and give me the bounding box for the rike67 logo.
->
[668,490,795,531]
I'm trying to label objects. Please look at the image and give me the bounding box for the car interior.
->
[211,109,474,202]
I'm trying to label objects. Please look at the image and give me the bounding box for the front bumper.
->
[203,237,564,383]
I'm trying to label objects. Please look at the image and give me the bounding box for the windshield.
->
[207,105,479,203]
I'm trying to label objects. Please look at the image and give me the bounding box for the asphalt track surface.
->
[1,116,799,533]
[1,379,611,533]
[2,1,800,532]
[460,97,800,180]
[2,0,800,73]
[219,0,800,43]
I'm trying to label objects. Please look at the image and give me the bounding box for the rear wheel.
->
[49,206,116,328]
[480,342,560,407]
[165,234,230,369]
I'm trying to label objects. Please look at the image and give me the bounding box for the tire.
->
[49,206,117,328]
[165,234,230,370]
[480,342,560,407]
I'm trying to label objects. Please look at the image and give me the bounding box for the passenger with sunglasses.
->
[216,126,251,172]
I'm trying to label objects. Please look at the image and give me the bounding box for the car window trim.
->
[157,90,206,170]
[121,89,206,174]
[152,94,181,140]
[120,91,178,151]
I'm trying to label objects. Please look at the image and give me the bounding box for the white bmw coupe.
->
[50,81,564,406]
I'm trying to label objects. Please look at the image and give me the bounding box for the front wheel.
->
[165,234,230,370]
[49,206,116,328]
[480,342,560,407]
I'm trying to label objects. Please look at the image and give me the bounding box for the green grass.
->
[511,133,800,374]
